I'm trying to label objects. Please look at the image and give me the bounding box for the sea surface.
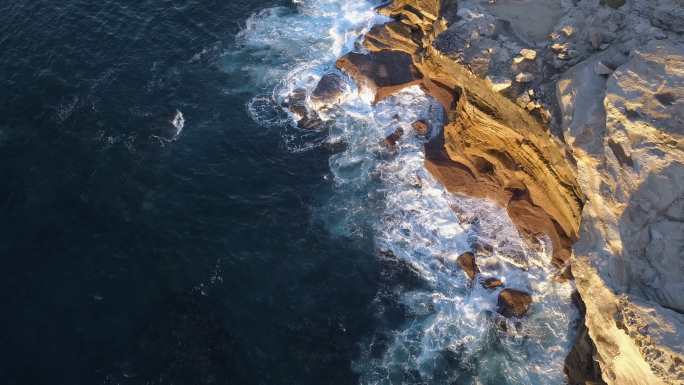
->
[0,1,577,384]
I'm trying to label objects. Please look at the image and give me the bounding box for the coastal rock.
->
[481,277,504,290]
[366,1,684,383]
[559,40,684,385]
[383,127,404,149]
[412,120,430,136]
[283,88,324,130]
[336,51,423,103]
[497,288,532,318]
[426,90,584,264]
[515,72,534,83]
[310,73,346,109]
[364,21,420,54]
[456,251,479,280]
[520,49,537,61]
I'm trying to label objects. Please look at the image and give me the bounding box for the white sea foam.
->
[237,1,578,384]
[171,110,185,138]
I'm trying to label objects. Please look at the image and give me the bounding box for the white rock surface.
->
[558,40,684,385]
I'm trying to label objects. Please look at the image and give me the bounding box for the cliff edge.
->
[339,0,684,384]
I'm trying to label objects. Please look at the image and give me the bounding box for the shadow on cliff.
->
[616,161,684,314]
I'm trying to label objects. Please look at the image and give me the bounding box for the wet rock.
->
[310,73,346,108]
[412,120,430,137]
[283,88,325,130]
[481,277,504,290]
[497,288,533,318]
[284,88,308,118]
[336,50,423,103]
[551,43,568,53]
[383,127,404,149]
[456,251,480,280]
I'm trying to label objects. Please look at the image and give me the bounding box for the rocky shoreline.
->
[327,0,683,384]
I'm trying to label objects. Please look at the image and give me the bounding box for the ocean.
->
[0,1,577,384]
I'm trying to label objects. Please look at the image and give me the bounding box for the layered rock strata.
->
[337,0,585,266]
[342,0,684,384]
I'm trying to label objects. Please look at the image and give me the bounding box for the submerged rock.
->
[497,288,533,318]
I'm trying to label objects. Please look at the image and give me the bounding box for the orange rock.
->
[412,120,429,136]
[482,277,504,290]
[497,288,533,318]
[456,251,479,280]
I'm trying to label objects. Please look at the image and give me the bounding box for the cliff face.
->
[560,36,684,385]
[338,0,684,384]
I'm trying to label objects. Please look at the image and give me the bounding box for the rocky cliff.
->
[338,0,684,384]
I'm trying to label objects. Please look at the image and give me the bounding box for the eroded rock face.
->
[364,1,684,383]
[560,40,684,385]
[430,90,584,264]
[365,0,585,265]
[497,288,533,318]
[336,51,423,103]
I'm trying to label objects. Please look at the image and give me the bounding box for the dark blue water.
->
[0,1,580,384]
[0,2,410,384]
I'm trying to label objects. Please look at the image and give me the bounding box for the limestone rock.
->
[497,288,533,318]
[361,2,684,382]
[426,89,584,264]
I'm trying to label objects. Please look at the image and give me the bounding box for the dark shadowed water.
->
[0,1,393,384]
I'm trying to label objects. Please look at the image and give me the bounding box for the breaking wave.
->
[234,1,578,384]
